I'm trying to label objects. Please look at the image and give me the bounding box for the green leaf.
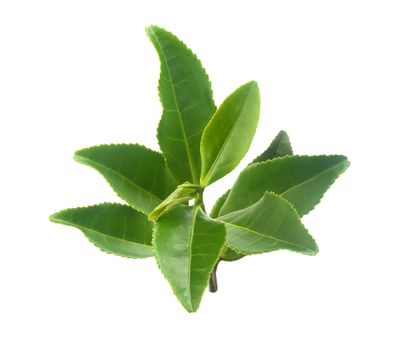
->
[153,206,226,312]
[219,155,349,217]
[200,81,261,186]
[74,144,177,215]
[146,25,216,184]
[220,246,245,262]
[210,190,230,218]
[251,130,293,164]
[210,130,293,261]
[219,192,318,255]
[49,203,153,258]
[210,130,293,219]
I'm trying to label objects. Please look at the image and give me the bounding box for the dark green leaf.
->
[219,155,349,217]
[200,81,261,186]
[146,25,216,184]
[49,203,153,258]
[219,192,318,255]
[153,206,226,312]
[251,130,293,164]
[74,144,177,215]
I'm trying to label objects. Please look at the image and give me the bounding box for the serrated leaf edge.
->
[146,25,216,184]
[218,191,319,256]
[49,202,154,259]
[199,81,260,186]
[151,206,226,312]
[219,154,350,216]
[74,143,174,215]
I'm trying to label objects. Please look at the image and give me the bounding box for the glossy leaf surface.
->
[50,203,153,258]
[154,206,226,312]
[219,155,349,217]
[200,81,261,185]
[74,144,177,215]
[219,193,318,255]
[147,25,216,184]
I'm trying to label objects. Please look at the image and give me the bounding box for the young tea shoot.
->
[50,26,349,312]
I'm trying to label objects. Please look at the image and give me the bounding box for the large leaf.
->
[219,155,349,217]
[74,144,177,215]
[200,81,261,186]
[49,203,153,258]
[219,192,318,255]
[146,25,216,184]
[153,206,226,312]
[251,130,293,164]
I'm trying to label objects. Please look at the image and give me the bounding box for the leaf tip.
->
[48,213,57,223]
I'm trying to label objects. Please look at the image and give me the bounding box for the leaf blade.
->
[250,130,293,164]
[200,81,261,185]
[220,193,318,255]
[219,155,349,217]
[153,206,226,312]
[146,25,216,183]
[50,203,153,258]
[74,144,177,215]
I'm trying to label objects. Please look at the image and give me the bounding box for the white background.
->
[1,1,397,349]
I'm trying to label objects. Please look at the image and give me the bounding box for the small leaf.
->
[153,206,226,312]
[219,155,349,217]
[219,193,318,255]
[74,144,177,215]
[210,190,230,218]
[146,25,216,184]
[49,203,153,258]
[200,81,261,186]
[251,130,293,164]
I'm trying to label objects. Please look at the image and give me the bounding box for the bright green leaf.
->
[200,81,261,186]
[153,206,226,312]
[49,203,153,258]
[74,144,177,215]
[251,130,293,164]
[146,25,216,184]
[219,155,349,217]
[219,192,318,255]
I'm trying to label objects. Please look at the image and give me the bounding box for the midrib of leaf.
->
[202,87,252,185]
[187,207,199,310]
[76,155,163,202]
[50,218,152,249]
[222,221,312,252]
[281,160,347,197]
[151,31,197,184]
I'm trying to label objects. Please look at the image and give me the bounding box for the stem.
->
[209,262,219,293]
